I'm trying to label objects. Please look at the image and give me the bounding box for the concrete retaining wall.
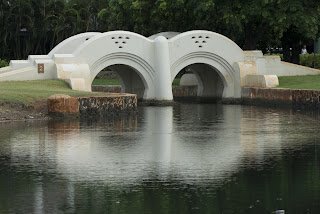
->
[242,87,320,110]
[172,85,198,97]
[92,85,122,93]
[48,94,137,117]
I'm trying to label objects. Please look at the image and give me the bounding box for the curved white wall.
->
[1,30,249,101]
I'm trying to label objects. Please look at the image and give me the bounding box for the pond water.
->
[0,104,319,214]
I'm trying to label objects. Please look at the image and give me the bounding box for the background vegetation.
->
[300,54,320,69]
[0,0,320,64]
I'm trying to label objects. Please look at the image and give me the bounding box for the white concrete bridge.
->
[1,30,320,101]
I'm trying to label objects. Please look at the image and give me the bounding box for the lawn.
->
[278,75,320,90]
[92,78,120,85]
[92,78,181,86]
[0,80,101,104]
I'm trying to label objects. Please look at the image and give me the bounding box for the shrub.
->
[0,59,9,68]
[300,54,320,69]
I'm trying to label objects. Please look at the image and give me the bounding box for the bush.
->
[300,54,320,69]
[0,59,9,68]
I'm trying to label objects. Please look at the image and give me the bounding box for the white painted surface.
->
[243,75,279,88]
[2,31,318,100]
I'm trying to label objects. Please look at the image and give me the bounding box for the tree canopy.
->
[1,0,319,63]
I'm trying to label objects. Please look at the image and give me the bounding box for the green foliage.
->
[0,59,9,68]
[172,78,180,86]
[300,54,320,69]
[0,80,101,104]
[0,0,320,60]
[278,75,320,90]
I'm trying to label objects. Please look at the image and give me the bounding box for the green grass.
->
[278,75,320,90]
[92,78,181,86]
[92,78,120,85]
[0,80,102,104]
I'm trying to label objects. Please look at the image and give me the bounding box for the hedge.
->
[0,59,9,68]
[300,54,320,69]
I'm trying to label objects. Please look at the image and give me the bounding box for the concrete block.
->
[243,75,279,88]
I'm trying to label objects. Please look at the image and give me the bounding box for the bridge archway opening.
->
[173,63,225,102]
[92,64,146,99]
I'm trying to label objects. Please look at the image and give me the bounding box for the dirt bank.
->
[0,101,49,122]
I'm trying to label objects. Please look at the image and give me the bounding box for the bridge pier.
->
[154,36,173,101]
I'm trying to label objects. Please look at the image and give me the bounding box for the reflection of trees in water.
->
[2,143,319,214]
[1,105,320,213]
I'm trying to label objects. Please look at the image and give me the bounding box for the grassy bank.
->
[0,80,100,105]
[278,75,320,90]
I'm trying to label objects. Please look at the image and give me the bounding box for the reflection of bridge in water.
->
[0,105,319,212]
[2,105,309,184]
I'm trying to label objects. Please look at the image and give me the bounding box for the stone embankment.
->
[242,87,320,110]
[48,93,137,117]
[92,85,320,110]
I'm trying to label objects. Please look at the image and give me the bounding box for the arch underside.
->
[104,65,145,99]
[185,63,224,100]
[172,52,240,100]
[90,54,155,100]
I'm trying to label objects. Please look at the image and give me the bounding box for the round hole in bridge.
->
[205,36,210,39]
[199,36,203,38]
[202,41,207,43]
[111,37,115,39]
[199,45,203,48]
[192,36,196,39]
[115,41,119,44]
[119,36,123,39]
[195,41,199,43]
[125,37,130,39]
[119,46,123,48]
[122,41,126,44]
[85,38,89,41]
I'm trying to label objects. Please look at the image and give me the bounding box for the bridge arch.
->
[71,31,156,99]
[171,52,240,99]
[48,32,101,57]
[169,30,243,99]
[90,53,155,99]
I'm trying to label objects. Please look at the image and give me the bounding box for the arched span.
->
[72,31,154,65]
[169,31,243,99]
[71,31,156,99]
[48,32,101,57]
[90,53,156,99]
[171,52,241,98]
[169,30,244,70]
